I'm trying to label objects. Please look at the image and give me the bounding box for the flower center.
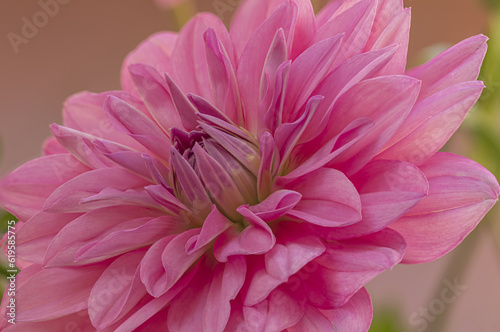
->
[169,120,260,225]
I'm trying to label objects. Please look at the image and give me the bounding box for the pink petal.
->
[368,8,410,75]
[117,263,199,332]
[2,310,95,332]
[199,123,261,176]
[42,136,66,155]
[63,91,149,151]
[275,96,323,170]
[204,28,243,124]
[230,0,314,59]
[329,160,428,240]
[43,167,149,213]
[43,206,165,267]
[128,64,182,133]
[167,263,211,331]
[259,28,288,127]
[288,305,335,331]
[121,32,178,94]
[169,147,213,219]
[243,222,325,306]
[89,250,148,329]
[248,190,302,221]
[313,0,377,66]
[16,263,108,322]
[407,34,487,100]
[80,187,161,211]
[0,154,89,220]
[185,206,233,254]
[284,34,343,121]
[16,212,80,264]
[285,168,362,227]
[328,75,421,175]
[257,133,280,200]
[104,95,171,161]
[321,287,373,332]
[192,144,246,221]
[214,214,276,263]
[391,152,500,263]
[145,184,189,215]
[140,236,175,297]
[164,73,199,131]
[315,0,345,27]
[161,229,207,294]
[284,117,374,181]
[302,228,406,308]
[74,215,180,264]
[243,288,306,331]
[203,256,247,332]
[377,81,484,165]
[50,124,117,168]
[171,13,232,101]
[365,0,404,49]
[300,44,398,144]
[236,1,298,134]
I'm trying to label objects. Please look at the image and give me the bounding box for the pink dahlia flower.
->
[1,0,499,330]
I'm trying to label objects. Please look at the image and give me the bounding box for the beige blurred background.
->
[0,1,497,331]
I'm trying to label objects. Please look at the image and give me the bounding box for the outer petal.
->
[43,206,166,267]
[0,155,89,220]
[171,13,233,101]
[376,81,484,165]
[302,228,406,309]
[128,64,182,134]
[367,8,410,75]
[321,287,373,332]
[121,32,178,94]
[43,167,149,213]
[313,0,377,66]
[237,1,298,134]
[407,34,487,100]
[300,44,398,144]
[288,305,335,332]
[391,153,500,263]
[62,91,149,151]
[230,0,315,59]
[104,96,171,162]
[16,263,108,322]
[328,159,428,240]
[243,287,306,332]
[2,311,95,332]
[365,0,404,49]
[88,250,148,329]
[16,212,81,264]
[327,75,421,175]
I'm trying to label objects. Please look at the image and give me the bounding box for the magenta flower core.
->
[1,0,499,331]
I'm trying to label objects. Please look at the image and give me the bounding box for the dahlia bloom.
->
[1,0,499,330]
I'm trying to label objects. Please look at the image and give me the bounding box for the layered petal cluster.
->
[1,0,499,331]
